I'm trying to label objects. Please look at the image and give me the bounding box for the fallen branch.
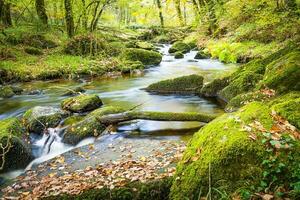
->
[96,111,218,125]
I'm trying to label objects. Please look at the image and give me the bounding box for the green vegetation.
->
[61,94,103,113]
[120,48,162,65]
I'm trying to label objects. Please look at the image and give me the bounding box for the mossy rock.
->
[45,177,172,200]
[170,102,299,199]
[200,77,230,97]
[174,51,184,59]
[22,34,57,49]
[194,50,209,59]
[0,85,15,98]
[118,60,145,74]
[0,118,32,173]
[153,35,170,43]
[136,41,154,50]
[61,94,103,113]
[121,48,162,65]
[226,91,275,111]
[64,34,107,56]
[24,47,43,55]
[271,96,300,129]
[219,71,263,101]
[63,106,124,145]
[23,106,65,134]
[146,74,204,94]
[168,42,191,54]
[260,51,300,93]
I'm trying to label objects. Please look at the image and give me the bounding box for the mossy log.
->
[97,111,218,125]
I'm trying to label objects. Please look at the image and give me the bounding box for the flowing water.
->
[0,45,236,179]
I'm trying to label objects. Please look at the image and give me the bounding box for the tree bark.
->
[64,0,75,37]
[81,0,88,30]
[90,0,111,32]
[97,111,218,125]
[156,0,164,27]
[174,0,184,26]
[0,1,12,27]
[191,0,200,20]
[35,0,48,25]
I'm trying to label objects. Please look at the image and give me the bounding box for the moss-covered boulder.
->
[136,41,155,50]
[62,87,86,96]
[0,118,32,173]
[24,47,43,55]
[64,35,107,56]
[63,106,124,145]
[170,102,300,199]
[61,94,103,113]
[174,51,184,59]
[260,51,300,93]
[23,106,65,134]
[168,42,191,54]
[118,60,144,74]
[121,48,162,65]
[22,34,57,49]
[145,74,204,94]
[194,50,209,59]
[0,85,15,98]
[219,71,263,101]
[200,77,230,97]
[271,92,300,129]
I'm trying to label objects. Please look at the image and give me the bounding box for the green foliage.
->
[0,85,15,98]
[24,47,43,55]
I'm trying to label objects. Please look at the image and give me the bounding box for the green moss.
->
[63,106,124,145]
[168,42,191,54]
[121,48,162,65]
[194,50,209,59]
[0,118,32,172]
[24,47,43,55]
[200,77,230,97]
[219,71,263,101]
[0,85,15,98]
[260,51,300,93]
[61,94,103,113]
[23,106,64,134]
[152,35,170,43]
[136,41,154,50]
[174,51,184,59]
[146,74,204,94]
[226,91,275,111]
[272,98,300,129]
[45,177,173,200]
[118,60,144,74]
[170,102,274,200]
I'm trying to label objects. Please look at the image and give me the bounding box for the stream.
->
[0,45,236,180]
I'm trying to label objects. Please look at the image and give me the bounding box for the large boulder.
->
[63,106,124,145]
[23,106,65,134]
[194,50,209,59]
[0,85,15,98]
[170,102,300,199]
[168,42,191,54]
[0,118,32,173]
[200,77,230,97]
[219,71,263,101]
[146,75,204,94]
[136,41,155,50]
[174,52,184,59]
[61,94,103,113]
[260,51,300,93]
[121,48,162,65]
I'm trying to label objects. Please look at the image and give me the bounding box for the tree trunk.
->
[97,111,218,125]
[0,1,12,27]
[35,0,48,25]
[64,0,75,37]
[191,0,200,20]
[90,0,110,32]
[81,0,88,30]
[156,0,164,27]
[174,0,184,26]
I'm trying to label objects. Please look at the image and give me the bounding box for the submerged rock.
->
[121,48,162,66]
[62,87,86,96]
[23,106,65,134]
[0,118,32,173]
[0,85,15,98]
[168,42,191,54]
[145,74,204,94]
[61,94,103,113]
[174,51,184,59]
